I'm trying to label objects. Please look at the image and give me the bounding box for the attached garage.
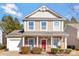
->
[6,30,24,51]
[7,38,22,51]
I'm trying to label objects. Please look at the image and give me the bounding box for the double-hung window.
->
[52,38,61,48]
[53,21,60,31]
[28,21,35,30]
[40,21,47,30]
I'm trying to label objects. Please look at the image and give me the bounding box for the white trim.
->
[36,36,39,47]
[40,21,48,31]
[7,38,9,49]
[62,21,64,31]
[53,21,61,31]
[65,37,67,49]
[24,21,27,32]
[27,21,35,31]
[23,37,24,46]
[40,38,47,50]
[28,38,35,47]
[24,6,41,19]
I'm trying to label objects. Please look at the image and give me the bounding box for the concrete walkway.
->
[69,50,79,56]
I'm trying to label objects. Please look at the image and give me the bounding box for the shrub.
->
[21,47,30,54]
[2,45,6,49]
[32,47,42,54]
[65,49,72,54]
[76,49,79,51]
[58,49,64,53]
[58,46,61,48]
[0,45,3,50]
[0,44,6,50]
[51,48,59,54]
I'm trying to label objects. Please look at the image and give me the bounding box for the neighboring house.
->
[65,23,79,49]
[6,6,68,51]
[0,22,7,45]
[0,26,5,44]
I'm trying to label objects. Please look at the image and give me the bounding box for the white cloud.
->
[4,4,18,10]
[73,5,79,11]
[1,4,22,17]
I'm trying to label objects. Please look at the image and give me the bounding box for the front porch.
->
[22,35,67,51]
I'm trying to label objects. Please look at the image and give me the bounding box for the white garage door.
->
[8,38,22,51]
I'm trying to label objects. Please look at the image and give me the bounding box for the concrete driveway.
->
[68,50,79,56]
[0,51,20,56]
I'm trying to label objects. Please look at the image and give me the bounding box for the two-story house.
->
[6,6,68,51]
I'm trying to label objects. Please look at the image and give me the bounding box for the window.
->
[52,38,61,48]
[28,21,35,30]
[28,38,35,50]
[53,21,60,31]
[40,21,47,30]
[67,45,75,49]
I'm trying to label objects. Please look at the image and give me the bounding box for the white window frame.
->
[28,38,35,47]
[53,21,60,31]
[40,21,48,31]
[24,21,27,32]
[52,38,61,48]
[27,21,35,31]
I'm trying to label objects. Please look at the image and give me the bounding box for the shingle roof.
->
[6,30,23,37]
[67,23,79,30]
[6,30,68,37]
[23,31,68,36]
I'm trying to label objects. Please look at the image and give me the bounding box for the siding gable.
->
[24,6,64,19]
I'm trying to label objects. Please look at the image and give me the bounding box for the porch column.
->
[65,37,67,49]
[36,36,39,47]
[23,37,24,46]
[51,36,52,48]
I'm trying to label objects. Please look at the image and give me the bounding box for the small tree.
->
[65,19,70,23]
[71,17,78,23]
[20,24,23,30]
[1,15,21,34]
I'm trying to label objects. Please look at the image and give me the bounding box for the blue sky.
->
[0,3,79,23]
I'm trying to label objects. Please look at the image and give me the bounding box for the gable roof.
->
[24,5,66,21]
[67,23,79,30]
[6,30,23,37]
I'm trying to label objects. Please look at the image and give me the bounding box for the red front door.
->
[42,40,46,50]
